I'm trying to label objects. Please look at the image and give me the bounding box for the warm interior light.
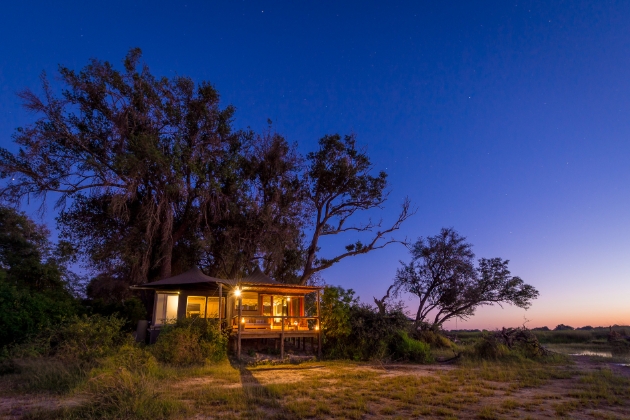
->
[286,297,291,301]
[315,325,319,331]
[241,317,245,324]
[234,288,241,297]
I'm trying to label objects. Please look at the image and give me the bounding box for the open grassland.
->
[1,355,629,419]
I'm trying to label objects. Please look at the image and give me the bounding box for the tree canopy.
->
[392,228,539,329]
[0,206,77,345]
[0,48,411,297]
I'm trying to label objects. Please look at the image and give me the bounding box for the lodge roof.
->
[131,266,321,291]
[133,267,227,287]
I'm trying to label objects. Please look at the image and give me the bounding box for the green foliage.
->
[416,330,455,349]
[320,286,356,341]
[0,206,79,347]
[0,273,77,348]
[471,334,511,360]
[86,297,147,332]
[8,314,126,361]
[96,343,158,375]
[533,328,613,344]
[320,285,418,361]
[464,329,552,361]
[151,318,227,366]
[390,331,434,363]
[8,358,88,394]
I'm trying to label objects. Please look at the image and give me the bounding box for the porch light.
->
[234,288,241,297]
[241,317,245,324]
[286,297,291,301]
[315,325,319,331]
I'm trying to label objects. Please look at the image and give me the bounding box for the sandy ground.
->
[1,358,628,419]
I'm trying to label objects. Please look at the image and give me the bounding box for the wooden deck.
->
[231,329,320,339]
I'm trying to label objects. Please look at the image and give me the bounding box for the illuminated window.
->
[186,296,206,318]
[155,293,179,325]
[206,297,225,318]
[262,295,272,316]
[273,296,287,316]
[237,292,259,312]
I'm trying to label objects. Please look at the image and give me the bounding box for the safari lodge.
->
[133,267,323,359]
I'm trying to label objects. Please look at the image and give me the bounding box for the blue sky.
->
[1,1,629,329]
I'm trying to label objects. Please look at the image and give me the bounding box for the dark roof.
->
[240,266,281,285]
[131,266,321,292]
[133,267,233,288]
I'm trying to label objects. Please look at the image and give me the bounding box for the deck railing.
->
[231,315,320,332]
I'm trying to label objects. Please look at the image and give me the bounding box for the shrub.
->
[85,297,148,332]
[151,318,227,366]
[467,328,550,361]
[0,275,77,348]
[8,314,126,361]
[99,343,158,375]
[10,357,88,394]
[391,331,433,363]
[2,315,128,394]
[66,367,186,419]
[416,330,454,349]
[321,286,412,361]
[471,334,511,360]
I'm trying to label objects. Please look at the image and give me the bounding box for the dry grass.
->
[1,357,629,419]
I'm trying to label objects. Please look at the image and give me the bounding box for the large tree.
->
[299,134,413,285]
[0,49,411,293]
[392,228,539,329]
[0,49,303,287]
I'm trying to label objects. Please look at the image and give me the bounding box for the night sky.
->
[1,1,628,329]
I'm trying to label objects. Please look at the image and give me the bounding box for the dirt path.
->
[0,394,83,420]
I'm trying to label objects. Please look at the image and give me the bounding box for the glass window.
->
[289,297,302,316]
[155,293,179,325]
[206,297,225,318]
[273,296,287,316]
[236,292,259,312]
[261,295,272,316]
[186,296,206,318]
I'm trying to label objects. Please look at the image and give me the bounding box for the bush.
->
[391,331,433,363]
[8,314,126,362]
[0,275,77,348]
[85,297,148,332]
[98,343,159,375]
[151,318,227,366]
[2,315,128,394]
[471,334,511,360]
[466,328,551,361]
[416,330,454,349]
[321,286,413,361]
[57,367,186,420]
[9,358,88,394]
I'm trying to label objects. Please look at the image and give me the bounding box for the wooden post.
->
[237,293,242,360]
[316,289,322,359]
[218,284,223,332]
[281,309,285,359]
